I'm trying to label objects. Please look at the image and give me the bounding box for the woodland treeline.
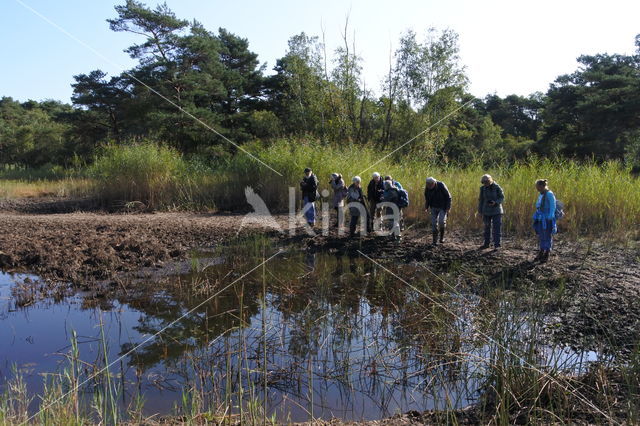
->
[1,0,639,169]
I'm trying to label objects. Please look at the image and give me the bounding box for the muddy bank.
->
[0,209,287,286]
[0,196,100,214]
[1,201,638,357]
[280,230,640,356]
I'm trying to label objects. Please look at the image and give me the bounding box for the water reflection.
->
[0,240,603,422]
[111,244,481,420]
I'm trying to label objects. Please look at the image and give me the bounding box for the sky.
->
[1,0,639,104]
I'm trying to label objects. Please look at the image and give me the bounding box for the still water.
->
[0,239,599,422]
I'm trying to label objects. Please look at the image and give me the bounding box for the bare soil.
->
[0,198,289,286]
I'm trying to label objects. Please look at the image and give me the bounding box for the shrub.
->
[88,142,187,209]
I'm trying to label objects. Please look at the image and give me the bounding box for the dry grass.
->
[0,179,91,199]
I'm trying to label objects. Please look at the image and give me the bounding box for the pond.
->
[0,237,601,423]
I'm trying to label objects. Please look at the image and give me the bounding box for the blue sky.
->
[2,0,639,103]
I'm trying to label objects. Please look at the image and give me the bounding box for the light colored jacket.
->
[347,184,365,216]
[330,178,346,207]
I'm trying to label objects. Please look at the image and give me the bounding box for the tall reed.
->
[211,140,640,239]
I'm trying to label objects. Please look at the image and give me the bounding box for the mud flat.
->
[0,198,289,284]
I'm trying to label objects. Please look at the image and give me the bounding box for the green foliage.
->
[82,0,265,153]
[391,28,468,110]
[246,110,281,139]
[542,52,640,159]
[0,1,639,178]
[267,32,327,137]
[483,93,543,141]
[0,97,72,167]
[87,142,188,208]
[623,129,640,168]
[0,163,68,181]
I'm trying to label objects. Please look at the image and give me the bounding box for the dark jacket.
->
[478,182,505,216]
[382,186,399,206]
[367,179,384,203]
[300,174,319,201]
[347,184,366,216]
[424,181,452,210]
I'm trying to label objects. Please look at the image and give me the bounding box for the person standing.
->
[478,174,504,249]
[384,175,403,190]
[330,173,347,228]
[382,180,402,239]
[346,176,366,237]
[366,172,384,231]
[300,167,319,227]
[384,176,407,230]
[424,177,452,245]
[532,179,557,263]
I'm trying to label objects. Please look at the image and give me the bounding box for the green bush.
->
[88,142,188,209]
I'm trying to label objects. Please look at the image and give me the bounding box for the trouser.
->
[349,214,360,236]
[303,196,315,225]
[534,220,554,251]
[385,206,401,236]
[483,214,502,247]
[430,208,448,232]
[368,202,381,231]
[334,207,344,227]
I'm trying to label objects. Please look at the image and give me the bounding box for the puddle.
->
[0,239,604,422]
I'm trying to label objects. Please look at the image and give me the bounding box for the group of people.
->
[301,168,408,237]
[300,168,559,263]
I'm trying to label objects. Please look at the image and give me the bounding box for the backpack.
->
[397,188,409,208]
[541,191,565,220]
[555,199,565,220]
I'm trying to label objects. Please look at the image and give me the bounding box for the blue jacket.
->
[382,186,399,206]
[533,190,557,233]
[535,190,556,220]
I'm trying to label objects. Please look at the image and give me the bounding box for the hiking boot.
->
[533,250,544,261]
[439,228,446,244]
[479,243,490,249]
[432,231,439,246]
[540,250,550,263]
[493,245,501,251]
